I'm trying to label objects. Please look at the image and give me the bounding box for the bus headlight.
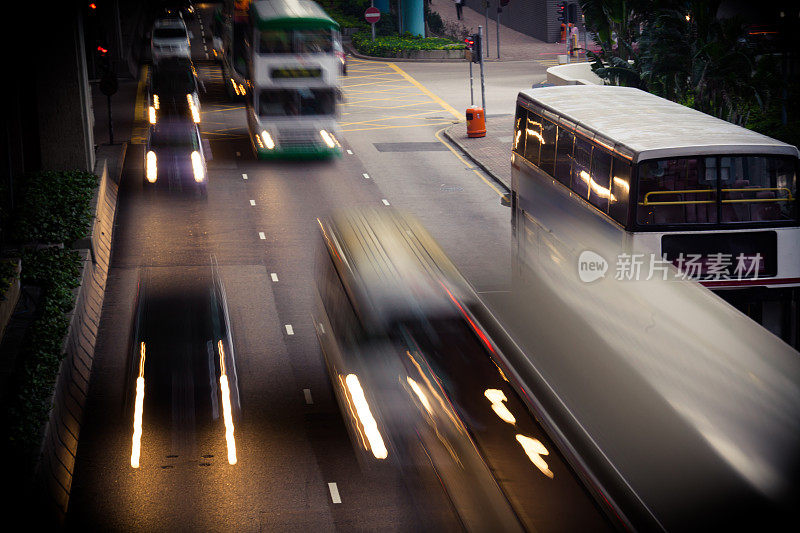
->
[187,94,201,123]
[191,151,205,182]
[153,94,160,109]
[319,129,335,149]
[148,106,157,124]
[146,151,157,183]
[261,130,275,150]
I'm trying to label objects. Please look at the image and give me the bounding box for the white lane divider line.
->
[242,173,248,180]
[271,273,279,282]
[347,149,353,155]
[328,482,341,504]
[285,324,294,335]
[303,389,313,404]
[362,173,370,180]
[259,232,266,240]
[382,199,390,206]
[250,199,256,206]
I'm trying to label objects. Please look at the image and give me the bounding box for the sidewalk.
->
[444,115,514,189]
[428,0,566,63]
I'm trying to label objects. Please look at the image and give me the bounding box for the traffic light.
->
[557,2,567,24]
[471,33,482,63]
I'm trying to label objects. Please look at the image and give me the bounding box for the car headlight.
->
[153,94,159,109]
[319,129,335,149]
[146,151,157,183]
[260,130,275,150]
[187,94,200,123]
[191,151,205,182]
[148,106,157,124]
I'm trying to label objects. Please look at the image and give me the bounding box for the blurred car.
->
[125,259,241,469]
[151,17,190,64]
[144,119,208,196]
[148,58,202,125]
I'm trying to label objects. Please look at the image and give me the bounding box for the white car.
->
[151,18,190,64]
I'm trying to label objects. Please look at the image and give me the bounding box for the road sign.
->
[365,7,380,24]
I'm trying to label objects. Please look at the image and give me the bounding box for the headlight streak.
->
[516,435,554,479]
[187,93,201,123]
[146,151,157,183]
[260,130,275,150]
[344,374,388,459]
[153,94,160,109]
[484,389,517,425]
[191,151,205,182]
[319,129,335,149]
[148,106,157,124]
[131,342,146,468]
[231,78,240,96]
[406,377,432,414]
[217,340,237,465]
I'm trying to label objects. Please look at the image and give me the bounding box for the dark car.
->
[148,58,202,124]
[144,119,207,196]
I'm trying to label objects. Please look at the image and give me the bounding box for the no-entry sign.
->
[365,7,380,24]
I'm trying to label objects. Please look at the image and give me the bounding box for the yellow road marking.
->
[342,122,452,132]
[343,101,438,110]
[434,126,504,198]
[387,63,463,121]
[339,109,444,127]
[341,79,408,89]
[131,65,149,144]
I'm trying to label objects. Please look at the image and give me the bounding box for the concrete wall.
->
[462,0,580,43]
[32,150,121,524]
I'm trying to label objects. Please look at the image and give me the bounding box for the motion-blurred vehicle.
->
[148,58,202,125]
[151,17,191,64]
[333,40,347,76]
[124,258,241,470]
[313,209,612,532]
[144,119,207,196]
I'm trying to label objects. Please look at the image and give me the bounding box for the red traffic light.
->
[89,2,97,8]
[97,45,108,55]
[464,37,474,47]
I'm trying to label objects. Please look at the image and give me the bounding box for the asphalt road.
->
[66,5,551,530]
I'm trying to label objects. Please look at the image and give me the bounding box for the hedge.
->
[12,170,98,244]
[351,32,465,57]
[5,247,82,458]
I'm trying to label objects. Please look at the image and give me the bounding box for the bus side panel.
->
[513,157,627,280]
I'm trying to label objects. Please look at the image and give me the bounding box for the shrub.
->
[12,170,98,245]
[351,32,465,57]
[5,247,83,459]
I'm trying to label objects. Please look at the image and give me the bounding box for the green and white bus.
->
[244,0,343,159]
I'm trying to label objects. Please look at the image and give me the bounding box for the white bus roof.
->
[518,85,799,162]
[252,0,338,28]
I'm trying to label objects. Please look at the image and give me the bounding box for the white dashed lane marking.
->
[259,232,266,240]
[303,389,313,404]
[328,482,341,504]
[362,173,370,180]
[250,199,256,206]
[270,273,279,282]
[285,324,294,335]
[242,173,248,180]
[382,199,390,206]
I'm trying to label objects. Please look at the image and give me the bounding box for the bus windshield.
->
[259,88,336,117]
[636,156,797,225]
[259,29,334,54]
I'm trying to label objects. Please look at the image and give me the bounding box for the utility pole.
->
[495,2,500,59]
[483,2,490,58]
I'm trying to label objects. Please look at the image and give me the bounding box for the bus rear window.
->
[637,156,797,226]
[637,158,717,225]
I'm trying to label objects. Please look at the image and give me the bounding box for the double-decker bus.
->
[238,0,342,158]
[510,85,799,346]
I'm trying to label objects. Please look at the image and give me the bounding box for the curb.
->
[442,125,510,191]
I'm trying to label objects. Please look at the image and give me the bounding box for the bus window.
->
[513,106,527,157]
[720,156,797,223]
[554,127,574,186]
[570,135,593,198]
[636,158,716,225]
[587,147,612,213]
[259,30,292,53]
[259,89,336,116]
[296,29,333,53]
[539,117,557,177]
[609,155,631,225]
[524,112,543,166]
